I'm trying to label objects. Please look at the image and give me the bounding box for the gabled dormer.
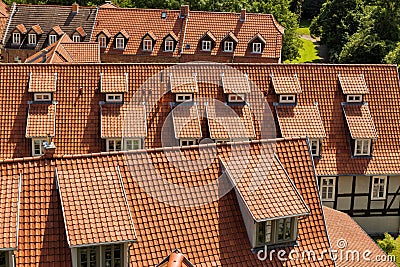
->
[248,33,266,54]
[221,32,238,53]
[72,26,86,42]
[47,25,64,45]
[100,72,128,103]
[339,74,368,103]
[171,102,202,146]
[169,72,198,103]
[10,24,27,45]
[28,72,57,102]
[141,31,157,52]
[221,72,250,103]
[96,29,112,49]
[163,32,178,52]
[271,73,302,104]
[26,24,43,47]
[199,31,216,52]
[114,29,129,50]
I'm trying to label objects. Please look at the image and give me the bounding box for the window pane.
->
[284,218,291,239]
[133,140,140,149]
[89,247,96,267]
[256,222,265,245]
[108,140,115,151]
[0,252,6,267]
[116,140,122,151]
[80,249,87,267]
[105,246,112,267]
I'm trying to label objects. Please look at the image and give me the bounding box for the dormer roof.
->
[342,103,377,140]
[30,24,43,35]
[221,72,250,94]
[172,103,202,139]
[117,29,130,39]
[143,31,157,41]
[271,74,302,94]
[28,72,57,93]
[339,74,369,95]
[25,103,56,138]
[165,31,178,42]
[222,31,239,43]
[248,32,266,44]
[14,23,27,34]
[100,72,128,93]
[51,25,64,36]
[97,29,112,38]
[200,30,216,42]
[73,26,86,37]
[169,72,198,93]
[156,249,195,267]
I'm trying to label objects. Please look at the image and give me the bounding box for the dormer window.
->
[228,93,245,103]
[106,138,141,151]
[252,42,262,53]
[224,41,233,52]
[143,39,152,51]
[164,39,174,52]
[34,93,52,102]
[346,94,362,103]
[141,32,156,52]
[339,74,368,103]
[163,32,178,52]
[169,72,198,103]
[310,139,320,157]
[221,73,250,105]
[279,94,296,103]
[100,72,128,104]
[12,32,21,44]
[199,31,216,52]
[176,93,192,102]
[28,33,37,45]
[72,34,80,42]
[180,139,196,146]
[256,217,298,247]
[105,93,123,103]
[249,33,266,54]
[115,37,125,49]
[201,40,210,51]
[354,139,371,156]
[49,34,57,45]
[222,32,238,53]
[271,74,302,104]
[99,36,107,48]
[32,138,47,156]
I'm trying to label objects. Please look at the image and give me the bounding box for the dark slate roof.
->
[2,3,97,49]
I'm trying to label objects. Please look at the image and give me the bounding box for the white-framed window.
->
[175,93,192,102]
[279,94,296,103]
[32,138,47,156]
[99,36,107,48]
[34,93,52,102]
[256,217,297,247]
[12,32,21,44]
[49,34,57,45]
[142,39,153,51]
[164,39,174,52]
[28,33,37,45]
[215,139,229,144]
[252,42,262,53]
[77,244,124,267]
[106,93,123,103]
[354,139,371,156]
[180,139,196,146]
[224,41,234,52]
[372,176,387,200]
[310,139,320,157]
[115,37,125,49]
[228,93,245,103]
[72,34,80,42]
[124,139,141,150]
[106,139,122,152]
[320,177,335,201]
[202,40,211,51]
[346,94,362,103]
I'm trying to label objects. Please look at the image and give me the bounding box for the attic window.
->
[28,34,37,45]
[224,41,234,52]
[106,138,141,151]
[49,34,57,45]
[124,139,141,150]
[354,139,371,156]
[310,139,320,157]
[252,43,262,53]
[12,32,20,44]
[164,39,174,52]
[115,38,125,49]
[34,93,52,102]
[180,139,196,146]
[255,217,298,247]
[161,12,167,19]
[99,36,107,48]
[346,95,362,103]
[143,39,153,51]
[228,93,245,103]
[72,34,80,42]
[77,244,125,266]
[106,93,124,103]
[32,138,47,156]
[202,40,211,51]
[279,94,296,103]
[176,93,192,102]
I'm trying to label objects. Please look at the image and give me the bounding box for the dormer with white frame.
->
[221,72,250,104]
[163,32,178,52]
[71,26,87,43]
[169,72,198,103]
[100,72,129,103]
[339,74,369,103]
[221,32,239,53]
[96,29,112,49]
[28,72,57,103]
[271,73,302,105]
[26,24,43,47]
[9,24,27,46]
[172,102,202,147]
[199,31,217,52]
[142,31,157,52]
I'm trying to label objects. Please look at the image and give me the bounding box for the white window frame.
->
[76,244,125,267]
[164,39,174,52]
[372,176,387,200]
[28,33,37,45]
[32,138,47,156]
[180,139,196,146]
[202,40,211,51]
[279,94,296,103]
[34,93,52,102]
[124,138,141,150]
[354,139,371,156]
[115,37,125,49]
[99,36,107,48]
[12,32,21,44]
[255,217,297,247]
[215,139,229,144]
[142,39,153,51]
[310,139,320,157]
[106,138,122,152]
[175,93,192,102]
[49,34,57,45]
[320,177,335,201]
[252,42,262,53]
[228,93,245,103]
[224,41,234,52]
[106,93,123,103]
[346,94,362,103]
[72,34,80,42]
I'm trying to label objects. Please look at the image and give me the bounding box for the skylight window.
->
[161,12,167,19]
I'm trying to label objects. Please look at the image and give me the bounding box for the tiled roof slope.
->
[323,206,397,267]
[272,75,302,94]
[339,74,369,95]
[2,4,97,48]
[0,63,399,176]
[0,138,333,266]
[0,0,9,42]
[342,103,377,139]
[25,103,56,137]
[172,103,202,139]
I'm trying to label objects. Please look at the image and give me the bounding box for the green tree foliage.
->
[385,43,400,65]
[377,233,397,254]
[302,0,325,19]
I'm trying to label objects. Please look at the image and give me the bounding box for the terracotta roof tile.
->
[339,74,369,95]
[156,249,195,267]
[221,72,250,94]
[97,29,112,38]
[30,24,43,35]
[28,72,57,92]
[100,72,128,93]
[342,103,377,139]
[0,0,9,42]
[60,42,100,63]
[169,71,198,93]
[276,104,326,138]
[249,32,266,44]
[172,103,202,139]
[222,31,239,43]
[25,103,56,138]
[15,23,27,34]
[74,26,87,37]
[51,25,64,35]
[271,75,302,94]
[201,30,216,42]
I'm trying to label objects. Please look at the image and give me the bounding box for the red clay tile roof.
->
[276,104,326,138]
[172,103,202,139]
[51,25,64,35]
[59,43,100,63]
[97,29,111,38]
[30,24,43,35]
[57,163,136,247]
[25,103,56,138]
[323,206,397,267]
[100,72,128,93]
[169,72,198,93]
[201,30,216,42]
[206,102,256,139]
[339,74,369,95]
[249,32,266,44]
[221,72,250,94]
[222,31,239,43]
[0,171,20,250]
[118,29,130,39]
[15,23,27,34]
[101,103,147,138]
[28,72,57,92]
[156,249,195,267]
[0,0,9,42]
[74,26,87,37]
[342,103,377,139]
[272,75,302,94]
[0,0,8,17]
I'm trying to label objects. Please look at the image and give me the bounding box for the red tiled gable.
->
[100,72,128,93]
[172,104,202,139]
[249,32,266,44]
[201,30,216,42]
[169,71,198,93]
[28,72,57,92]
[339,74,369,95]
[222,31,239,43]
[0,0,8,17]
[167,31,178,42]
[30,24,43,35]
[51,25,64,36]
[57,163,136,247]
[276,104,326,138]
[101,103,147,138]
[206,102,255,139]
[15,23,27,34]
[272,75,302,94]
[118,29,130,39]
[144,31,157,41]
[221,72,250,94]
[342,103,377,139]
[157,250,195,267]
[74,26,87,37]
[0,171,20,250]
[323,206,397,267]
[25,103,56,138]
[97,29,111,38]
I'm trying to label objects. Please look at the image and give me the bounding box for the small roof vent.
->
[161,12,167,19]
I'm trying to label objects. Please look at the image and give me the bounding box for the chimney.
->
[180,5,189,18]
[72,2,79,13]
[240,9,246,22]
[43,135,56,158]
